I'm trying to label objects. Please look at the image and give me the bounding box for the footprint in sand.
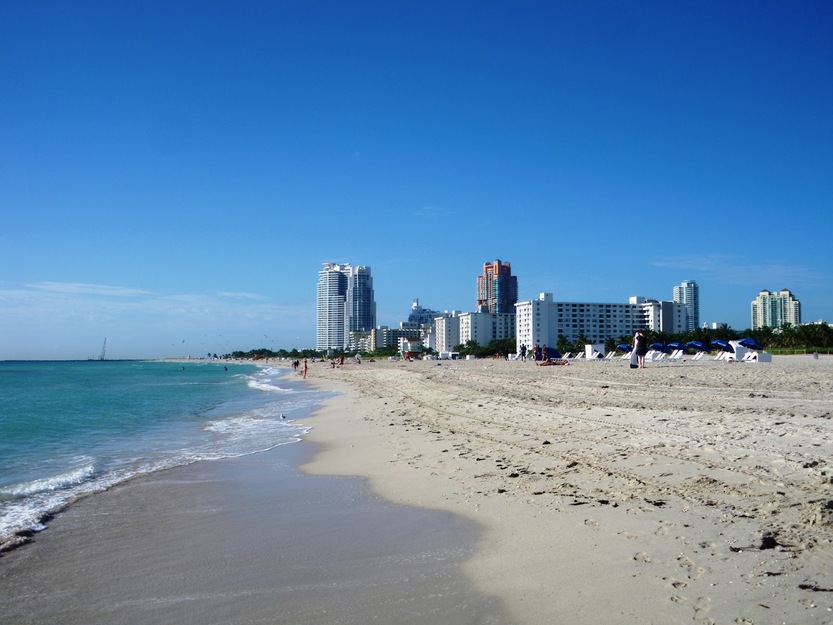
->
[677,554,705,580]
[693,595,712,621]
[633,552,652,563]
[663,576,688,589]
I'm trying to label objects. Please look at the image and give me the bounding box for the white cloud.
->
[652,255,826,289]
[26,282,154,297]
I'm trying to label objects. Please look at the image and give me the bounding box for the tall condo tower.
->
[316,263,376,351]
[673,279,699,332]
[751,289,801,329]
[476,259,518,313]
[345,265,376,335]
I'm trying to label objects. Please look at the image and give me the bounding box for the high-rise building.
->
[316,263,376,352]
[477,259,518,314]
[345,265,376,335]
[751,289,801,329]
[672,280,699,332]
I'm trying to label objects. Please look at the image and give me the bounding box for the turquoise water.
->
[0,360,330,548]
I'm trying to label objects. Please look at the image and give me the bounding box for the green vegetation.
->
[453,338,517,358]
[224,348,320,360]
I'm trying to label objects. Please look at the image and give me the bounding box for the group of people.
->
[291,359,309,378]
[518,343,551,362]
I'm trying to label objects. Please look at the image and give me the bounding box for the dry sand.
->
[300,355,833,624]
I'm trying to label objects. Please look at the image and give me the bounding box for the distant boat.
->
[88,338,107,361]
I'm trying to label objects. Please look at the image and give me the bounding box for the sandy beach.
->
[2,354,831,624]
[0,440,511,625]
[301,354,833,624]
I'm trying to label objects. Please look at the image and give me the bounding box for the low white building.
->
[459,310,515,346]
[516,293,687,353]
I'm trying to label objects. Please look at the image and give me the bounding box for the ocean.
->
[0,359,331,551]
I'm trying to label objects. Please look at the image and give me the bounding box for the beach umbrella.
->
[686,340,710,353]
[668,342,689,353]
[711,339,734,353]
[738,338,763,351]
[617,343,632,352]
[649,342,670,353]
[542,346,562,359]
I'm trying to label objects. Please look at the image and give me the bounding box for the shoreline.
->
[0,439,513,624]
[299,355,833,624]
[0,369,513,625]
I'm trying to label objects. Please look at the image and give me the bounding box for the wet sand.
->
[0,442,512,625]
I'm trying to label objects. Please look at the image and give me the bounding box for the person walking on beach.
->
[520,344,527,361]
[633,330,648,369]
[302,359,308,379]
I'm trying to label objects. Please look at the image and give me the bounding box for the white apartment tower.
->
[316,263,376,352]
[673,280,699,332]
[751,289,801,329]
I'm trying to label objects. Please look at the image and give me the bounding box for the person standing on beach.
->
[302,359,308,379]
[520,344,527,361]
[633,330,648,368]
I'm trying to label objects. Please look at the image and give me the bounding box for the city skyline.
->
[2,3,831,359]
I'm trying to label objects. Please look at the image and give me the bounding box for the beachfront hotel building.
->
[673,280,699,332]
[751,289,801,329]
[459,310,516,346]
[316,263,376,352]
[515,293,687,352]
[477,259,518,313]
[434,312,462,354]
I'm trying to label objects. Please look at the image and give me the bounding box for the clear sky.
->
[2,1,831,360]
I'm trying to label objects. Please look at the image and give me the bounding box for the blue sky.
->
[2,1,831,360]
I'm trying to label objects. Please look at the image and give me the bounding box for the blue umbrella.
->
[738,338,763,351]
[711,339,734,353]
[649,342,670,353]
[542,346,562,359]
[617,343,632,352]
[668,342,689,353]
[687,340,711,353]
